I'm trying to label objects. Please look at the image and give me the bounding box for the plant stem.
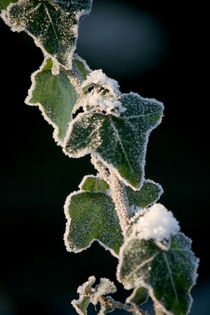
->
[154,303,166,315]
[98,296,146,315]
[109,171,131,238]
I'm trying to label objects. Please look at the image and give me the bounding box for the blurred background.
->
[0,0,209,314]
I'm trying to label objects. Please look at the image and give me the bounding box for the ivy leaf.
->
[64,189,124,256]
[64,93,164,189]
[7,0,92,69]
[80,175,109,193]
[125,179,163,214]
[117,233,199,315]
[0,0,17,10]
[26,56,90,145]
[72,277,117,315]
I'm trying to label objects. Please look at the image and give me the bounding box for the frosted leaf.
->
[6,0,92,69]
[72,277,116,315]
[64,92,164,189]
[64,188,124,256]
[117,233,199,315]
[72,276,96,315]
[126,287,148,306]
[79,175,109,193]
[126,180,163,216]
[0,0,17,10]
[91,278,116,305]
[26,58,77,145]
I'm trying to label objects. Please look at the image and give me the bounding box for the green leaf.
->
[7,0,92,69]
[117,233,199,315]
[26,58,77,145]
[64,93,163,189]
[126,287,148,306]
[64,190,124,256]
[0,0,17,10]
[80,175,109,193]
[125,179,163,213]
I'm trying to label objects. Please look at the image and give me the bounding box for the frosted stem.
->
[109,171,131,237]
[91,155,110,183]
[98,296,146,315]
[91,155,130,237]
[154,304,166,315]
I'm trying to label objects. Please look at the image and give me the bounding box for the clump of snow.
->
[131,203,180,241]
[82,69,120,95]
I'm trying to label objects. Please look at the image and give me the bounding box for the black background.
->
[0,1,209,314]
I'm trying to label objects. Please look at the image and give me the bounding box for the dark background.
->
[0,0,209,314]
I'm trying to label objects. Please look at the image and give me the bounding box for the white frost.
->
[91,278,116,305]
[82,92,125,115]
[82,69,120,95]
[131,203,180,241]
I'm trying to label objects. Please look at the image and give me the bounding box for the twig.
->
[98,296,147,315]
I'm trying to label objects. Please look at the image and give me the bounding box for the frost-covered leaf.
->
[126,180,163,215]
[26,58,77,145]
[64,190,123,256]
[117,233,199,315]
[0,0,17,10]
[7,0,92,69]
[64,92,163,189]
[80,175,109,193]
[126,287,148,306]
[72,276,96,315]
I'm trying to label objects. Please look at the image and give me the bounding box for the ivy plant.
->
[1,1,199,314]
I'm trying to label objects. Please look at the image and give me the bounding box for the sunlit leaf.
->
[26,58,77,145]
[65,93,163,189]
[7,0,92,69]
[80,175,109,193]
[64,190,124,256]
[117,233,199,315]
[125,179,163,214]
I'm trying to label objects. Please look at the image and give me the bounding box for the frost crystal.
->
[91,278,116,305]
[81,92,125,116]
[131,203,180,241]
[76,69,126,115]
[82,69,120,95]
